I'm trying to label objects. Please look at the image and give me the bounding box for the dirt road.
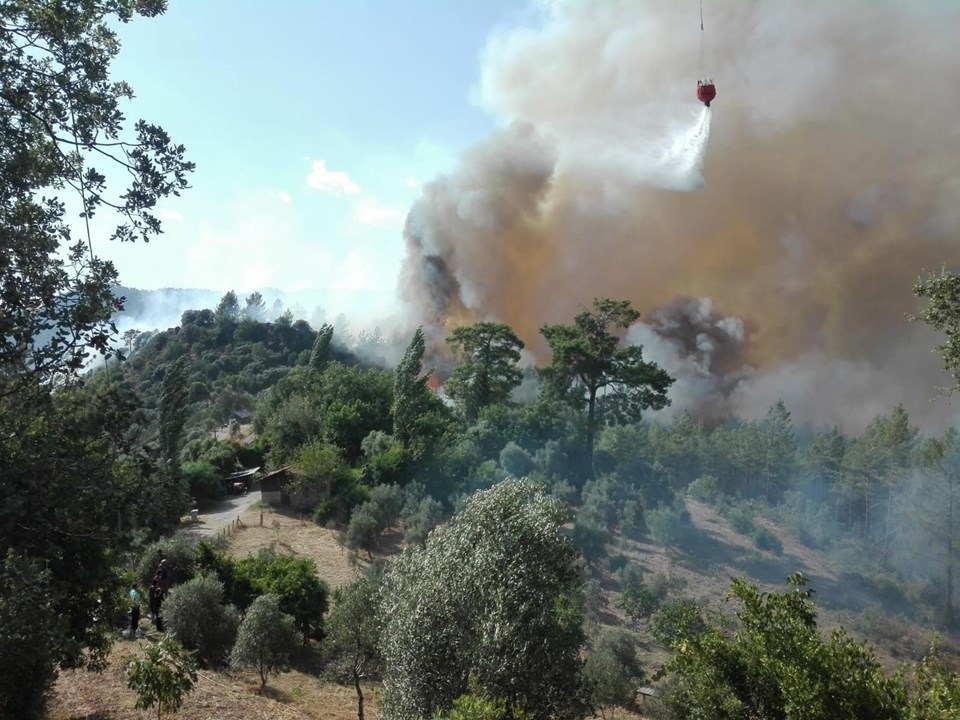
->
[182,491,261,538]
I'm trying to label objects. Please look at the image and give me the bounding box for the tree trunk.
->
[586,385,597,478]
[948,483,955,628]
[354,672,365,720]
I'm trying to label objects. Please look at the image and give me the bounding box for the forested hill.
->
[92,293,960,658]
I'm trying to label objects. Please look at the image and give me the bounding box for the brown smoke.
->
[399,0,960,432]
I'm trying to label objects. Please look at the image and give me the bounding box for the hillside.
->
[48,493,955,720]
[53,302,960,720]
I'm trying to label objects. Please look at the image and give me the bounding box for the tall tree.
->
[243,291,267,322]
[913,267,960,393]
[0,0,192,397]
[380,479,590,720]
[445,322,524,421]
[758,400,797,503]
[392,327,432,446]
[214,290,241,323]
[310,323,334,372]
[540,298,673,476]
[916,429,960,628]
[0,1,193,715]
[158,356,190,468]
[803,426,847,520]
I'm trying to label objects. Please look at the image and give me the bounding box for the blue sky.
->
[96,0,536,315]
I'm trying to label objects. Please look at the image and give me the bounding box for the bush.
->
[619,585,661,622]
[163,574,239,667]
[234,550,329,642]
[726,502,757,535]
[126,634,198,718]
[608,554,629,573]
[572,515,611,565]
[289,440,352,512]
[181,460,222,501]
[368,483,404,529]
[751,525,783,554]
[617,562,644,593]
[499,442,535,477]
[646,505,682,545]
[650,598,707,648]
[345,507,380,557]
[549,478,579,506]
[686,475,720,504]
[402,496,444,547]
[584,627,644,711]
[137,536,197,590]
[367,441,413,486]
[619,499,646,540]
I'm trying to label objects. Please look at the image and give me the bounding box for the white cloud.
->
[156,207,183,222]
[354,198,404,227]
[271,189,292,204]
[306,160,361,196]
[405,176,420,188]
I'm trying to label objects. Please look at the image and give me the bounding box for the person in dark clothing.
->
[157,558,170,594]
[149,575,164,631]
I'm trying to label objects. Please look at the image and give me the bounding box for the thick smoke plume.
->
[399,0,960,432]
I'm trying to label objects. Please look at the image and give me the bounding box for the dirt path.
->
[180,491,261,538]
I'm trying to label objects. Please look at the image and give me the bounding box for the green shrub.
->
[686,475,720,504]
[234,550,329,641]
[137,536,197,589]
[345,507,380,557]
[608,554,629,573]
[402,496,444,547]
[181,460,222,501]
[726,502,757,535]
[163,574,239,667]
[367,441,413,486]
[617,562,644,594]
[619,586,660,622]
[368,483,404,529]
[572,516,611,565]
[647,505,682,545]
[619,499,646,540]
[499,442,535,477]
[549,478,579,506]
[751,525,783,554]
[650,598,706,648]
[584,627,644,711]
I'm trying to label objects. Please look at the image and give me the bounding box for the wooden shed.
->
[260,466,293,507]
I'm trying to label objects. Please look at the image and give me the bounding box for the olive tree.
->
[230,594,297,693]
[323,575,383,720]
[380,479,591,720]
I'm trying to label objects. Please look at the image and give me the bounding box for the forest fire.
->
[398,0,960,432]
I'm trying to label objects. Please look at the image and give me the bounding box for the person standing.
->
[128,585,142,637]
[149,575,164,632]
[157,558,170,594]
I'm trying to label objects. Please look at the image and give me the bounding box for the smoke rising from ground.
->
[399,0,960,432]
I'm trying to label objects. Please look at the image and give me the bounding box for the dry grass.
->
[225,507,367,590]
[47,637,353,720]
[53,492,954,719]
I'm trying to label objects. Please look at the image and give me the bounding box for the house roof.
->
[224,466,261,481]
